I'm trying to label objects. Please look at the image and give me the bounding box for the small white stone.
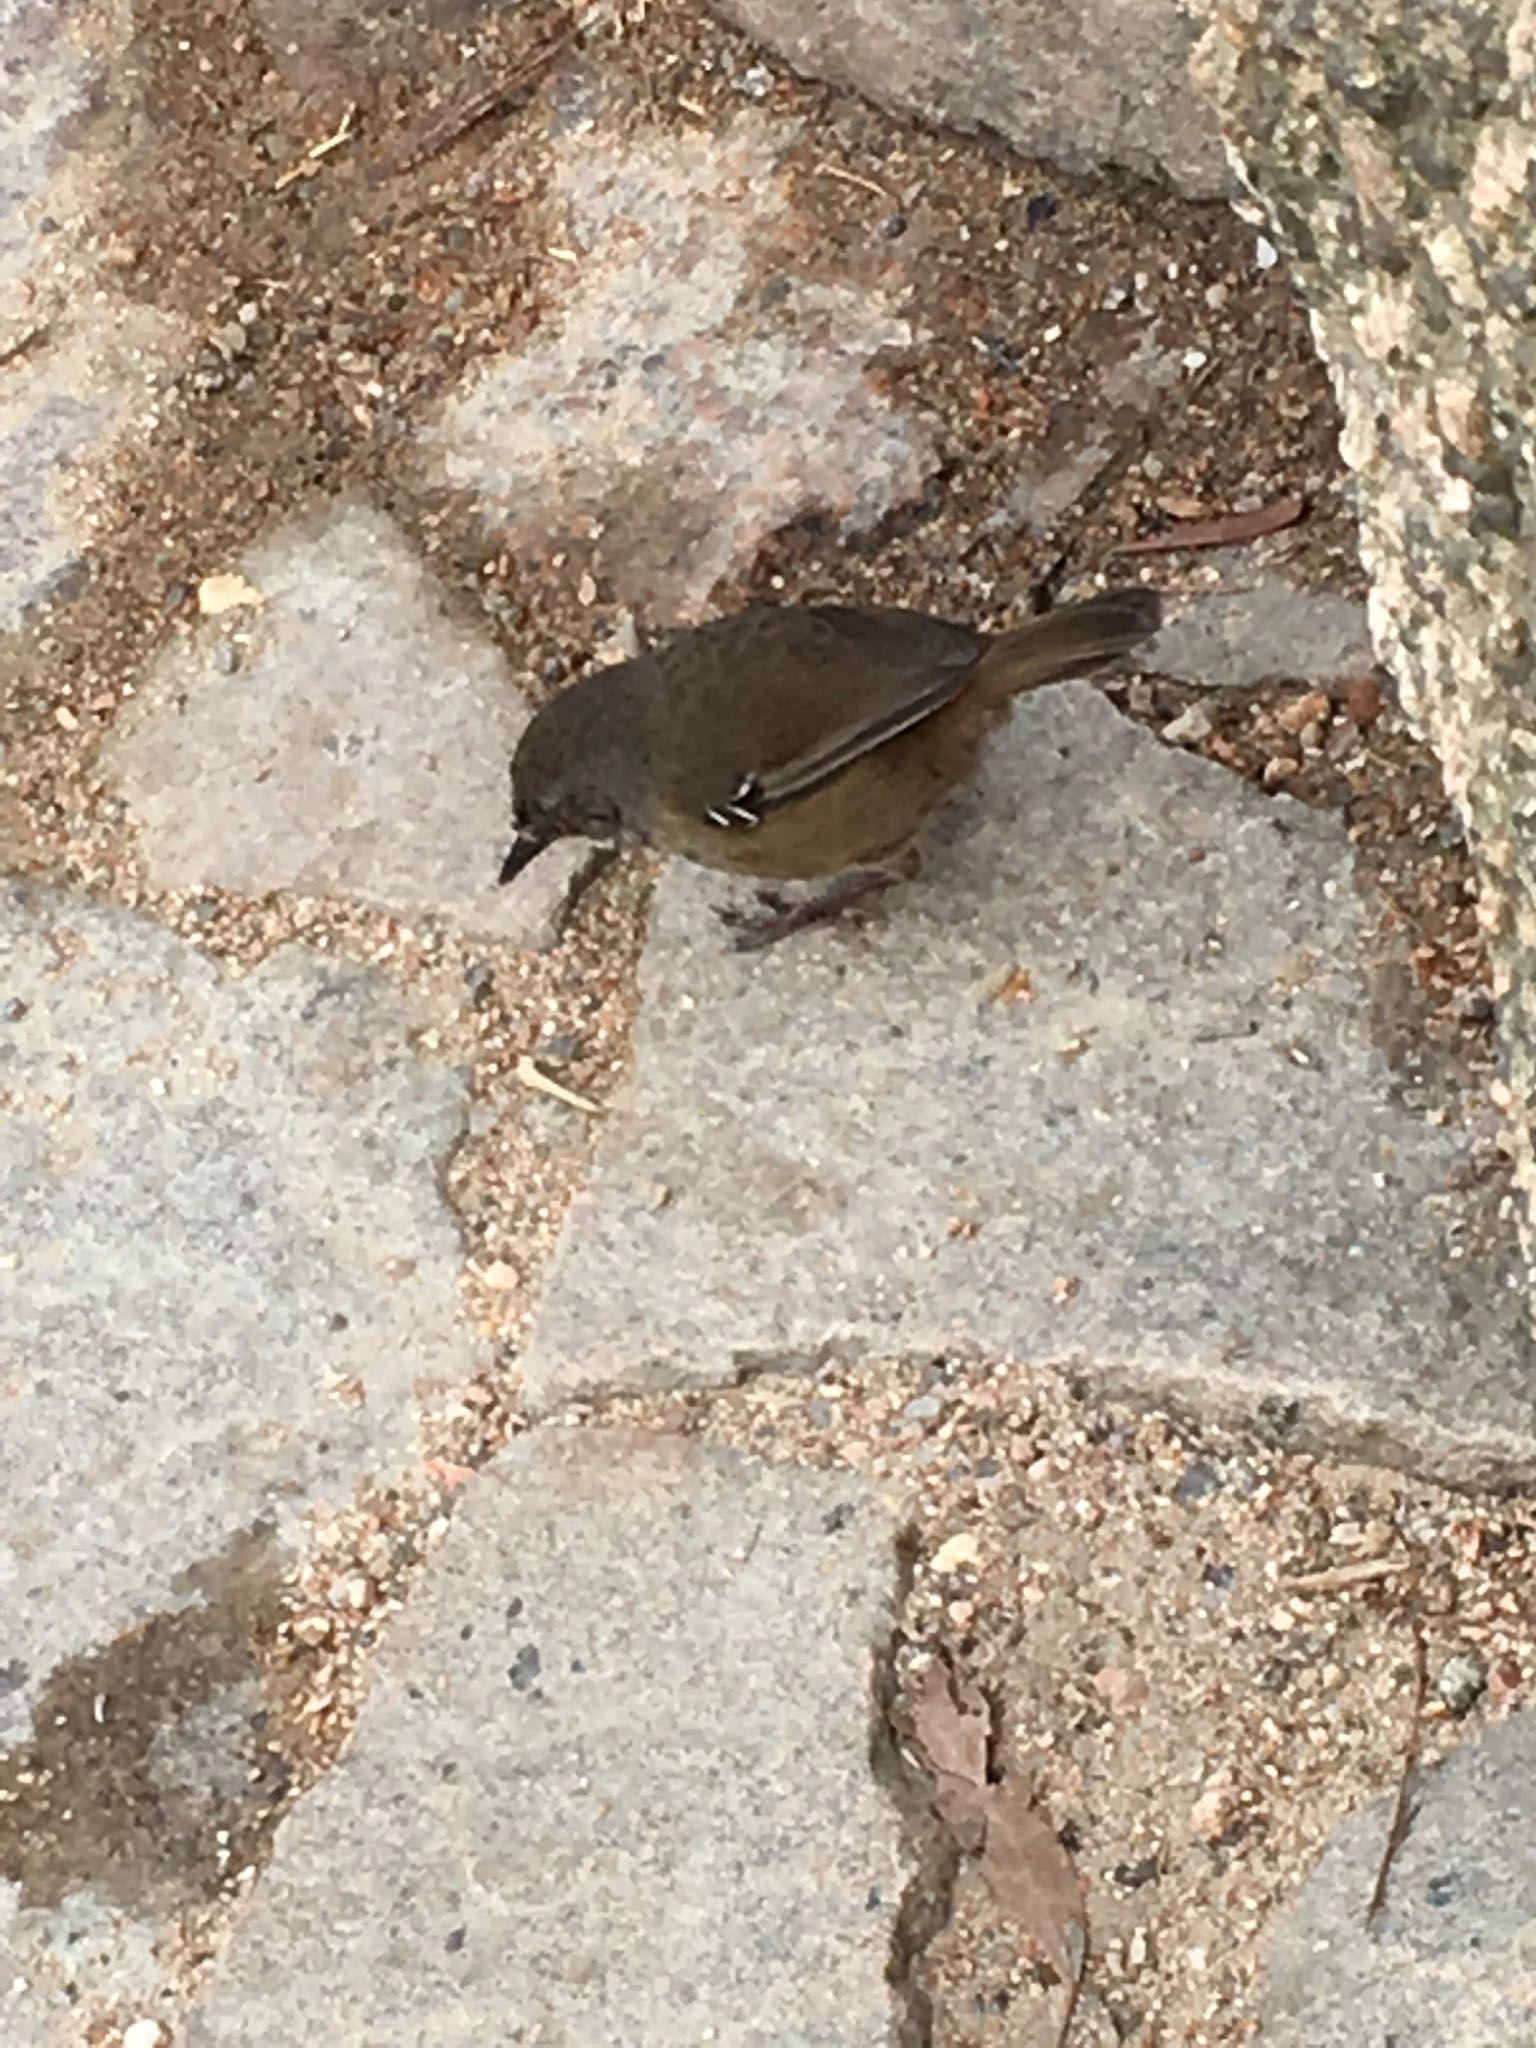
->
[1255,234,1280,270]
[1161,702,1214,746]
[123,2021,168,2048]
[931,1531,981,1573]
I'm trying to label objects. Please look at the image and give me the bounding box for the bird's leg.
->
[714,886,790,932]
[537,844,623,939]
[718,852,919,952]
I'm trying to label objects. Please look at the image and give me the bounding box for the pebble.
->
[1339,676,1383,727]
[537,1030,584,1063]
[878,211,909,240]
[1255,234,1280,269]
[1161,703,1215,746]
[1173,1460,1222,1501]
[1275,689,1332,736]
[1454,985,1494,1023]
[1436,1651,1487,1716]
[122,2021,168,2048]
[931,1531,981,1573]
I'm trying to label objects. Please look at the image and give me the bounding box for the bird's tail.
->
[974,587,1162,699]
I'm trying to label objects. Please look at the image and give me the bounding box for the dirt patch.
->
[593,1357,1536,2044]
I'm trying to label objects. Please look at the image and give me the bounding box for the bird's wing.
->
[658,605,981,831]
[717,665,973,824]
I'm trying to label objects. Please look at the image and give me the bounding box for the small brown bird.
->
[499,587,1161,947]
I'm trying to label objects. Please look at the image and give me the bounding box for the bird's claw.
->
[714,879,893,952]
[714,891,807,950]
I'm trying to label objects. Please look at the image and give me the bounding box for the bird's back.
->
[646,604,992,879]
[649,604,983,814]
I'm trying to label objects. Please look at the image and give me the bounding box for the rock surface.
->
[183,1431,916,2047]
[1151,578,1374,691]
[520,686,1533,1483]
[425,107,934,620]
[711,0,1231,196]
[105,502,584,946]
[247,0,490,102]
[1194,0,1536,1284]
[0,886,479,2032]
[1,0,184,626]
[1259,1710,1536,2043]
[0,886,472,1734]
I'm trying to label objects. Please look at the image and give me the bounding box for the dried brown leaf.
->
[909,1657,987,1785]
[980,1782,1087,1992]
[908,1656,989,1837]
[989,963,1036,1004]
[1117,493,1306,554]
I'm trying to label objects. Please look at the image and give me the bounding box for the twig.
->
[308,104,357,162]
[1365,1619,1428,1929]
[274,102,357,191]
[515,1054,604,1116]
[812,160,894,204]
[1288,1558,1408,1594]
[1053,1943,1085,2048]
[1116,494,1307,555]
[0,324,48,369]
[371,28,574,182]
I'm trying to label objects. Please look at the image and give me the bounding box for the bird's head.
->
[498,681,633,884]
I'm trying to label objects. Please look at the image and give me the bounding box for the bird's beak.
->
[498,833,549,885]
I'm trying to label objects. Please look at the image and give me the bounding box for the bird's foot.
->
[716,886,792,933]
[715,872,898,953]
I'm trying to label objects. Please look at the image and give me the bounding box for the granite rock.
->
[0,887,473,1729]
[1260,1710,1536,2044]
[105,502,584,948]
[711,0,1231,196]
[184,1431,916,2047]
[424,108,934,621]
[519,687,1533,1484]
